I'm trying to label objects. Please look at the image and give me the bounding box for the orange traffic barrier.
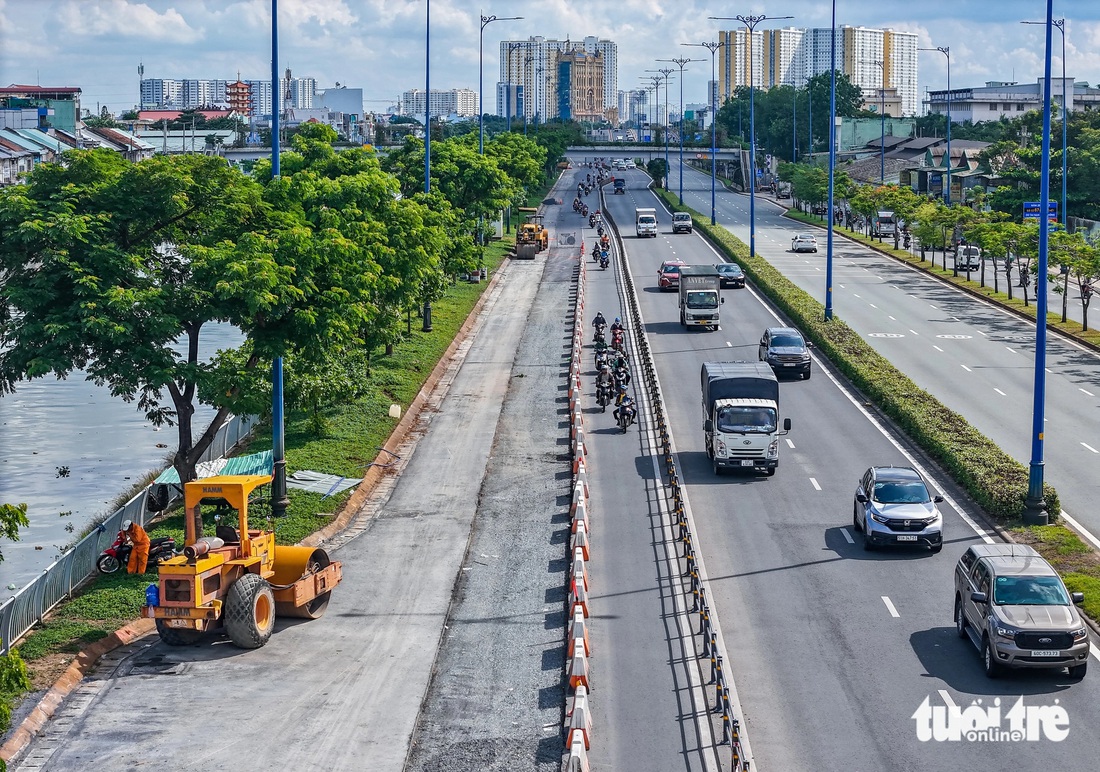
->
[565,732,590,772]
[568,644,590,690]
[570,482,586,516]
[566,685,592,749]
[575,459,589,498]
[568,606,590,657]
[571,520,590,561]
[572,548,588,591]
[570,571,590,617]
[581,240,585,255]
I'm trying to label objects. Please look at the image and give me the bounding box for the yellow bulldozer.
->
[516,207,548,259]
[142,474,342,648]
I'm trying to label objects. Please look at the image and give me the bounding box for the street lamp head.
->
[709,14,795,28]
[481,14,523,29]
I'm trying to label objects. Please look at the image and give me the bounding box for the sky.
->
[1,0,1099,115]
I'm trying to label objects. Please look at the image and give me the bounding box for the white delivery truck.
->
[635,207,658,238]
[701,361,791,476]
[679,266,723,330]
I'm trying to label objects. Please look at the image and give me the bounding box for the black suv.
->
[758,327,811,379]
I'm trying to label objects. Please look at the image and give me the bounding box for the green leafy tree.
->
[647,157,669,189]
[0,503,29,564]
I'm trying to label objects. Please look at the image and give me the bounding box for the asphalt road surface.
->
[597,165,1100,771]
[669,161,1100,543]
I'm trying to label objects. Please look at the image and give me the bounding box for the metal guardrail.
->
[0,413,258,654]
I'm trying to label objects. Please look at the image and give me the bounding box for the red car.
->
[657,260,687,291]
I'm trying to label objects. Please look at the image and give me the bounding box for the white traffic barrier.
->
[568,641,590,689]
[566,684,592,750]
[571,498,589,535]
[570,570,590,618]
[574,426,586,456]
[570,482,586,517]
[565,733,590,772]
[568,606,590,656]
[572,547,588,591]
[571,519,590,561]
[575,461,589,499]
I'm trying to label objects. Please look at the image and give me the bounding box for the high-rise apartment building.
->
[718,25,918,116]
[401,89,479,118]
[139,76,316,115]
[498,36,618,123]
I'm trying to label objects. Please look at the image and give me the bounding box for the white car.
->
[625,159,636,169]
[791,233,818,253]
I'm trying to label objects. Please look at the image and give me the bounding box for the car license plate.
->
[896,535,918,542]
[1031,650,1060,657]
[740,460,754,467]
[782,363,797,366]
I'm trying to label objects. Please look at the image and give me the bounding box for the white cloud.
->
[55,0,201,43]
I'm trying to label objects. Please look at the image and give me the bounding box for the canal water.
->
[0,324,245,588]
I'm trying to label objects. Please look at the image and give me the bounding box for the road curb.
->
[0,618,156,765]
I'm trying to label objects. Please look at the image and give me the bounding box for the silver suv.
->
[954,544,1089,679]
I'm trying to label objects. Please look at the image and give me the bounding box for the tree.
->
[0,146,424,484]
[647,157,669,189]
[0,503,29,564]
[1054,233,1100,330]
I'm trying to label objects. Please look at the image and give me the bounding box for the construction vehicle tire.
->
[155,619,203,646]
[225,573,275,649]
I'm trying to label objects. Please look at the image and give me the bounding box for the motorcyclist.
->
[610,317,625,334]
[614,395,637,425]
[596,363,613,387]
[613,364,631,389]
[592,312,606,330]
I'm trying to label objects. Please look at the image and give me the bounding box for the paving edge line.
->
[0,261,512,768]
[0,618,156,764]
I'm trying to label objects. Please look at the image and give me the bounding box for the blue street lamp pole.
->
[658,57,702,205]
[807,77,812,159]
[711,14,793,258]
[683,41,726,225]
[479,12,522,155]
[824,1,837,321]
[1024,18,1068,226]
[1024,1,1056,525]
[269,0,289,517]
[422,0,433,331]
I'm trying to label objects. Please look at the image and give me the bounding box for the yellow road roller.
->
[142,474,342,648]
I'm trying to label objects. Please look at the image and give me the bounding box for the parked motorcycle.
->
[97,530,177,574]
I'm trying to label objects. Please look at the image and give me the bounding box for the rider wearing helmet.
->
[610,317,624,334]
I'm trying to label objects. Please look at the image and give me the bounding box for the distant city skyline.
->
[1,1,1098,117]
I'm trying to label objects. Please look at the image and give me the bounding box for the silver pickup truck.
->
[954,544,1090,679]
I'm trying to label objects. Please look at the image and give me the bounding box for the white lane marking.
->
[1062,510,1100,551]
[810,477,822,491]
[839,284,845,289]
[726,341,732,347]
[994,388,1007,396]
[909,329,920,336]
[1046,368,1053,373]
[977,330,987,336]
[888,315,896,321]
[881,596,901,618]
[1083,443,1099,454]
[869,303,878,309]
[933,345,944,352]
[1081,388,1095,397]
[961,364,972,372]
[929,305,937,310]
[853,293,862,299]
[785,438,796,448]
[841,528,855,544]
[1006,347,1017,354]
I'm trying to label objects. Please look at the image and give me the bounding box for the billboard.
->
[1023,201,1058,222]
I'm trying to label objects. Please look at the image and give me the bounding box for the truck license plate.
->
[1031,650,1060,657]
[168,619,190,628]
[740,460,754,467]
[896,535,918,541]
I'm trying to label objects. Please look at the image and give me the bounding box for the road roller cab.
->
[143,474,342,648]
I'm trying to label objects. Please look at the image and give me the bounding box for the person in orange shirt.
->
[123,519,150,574]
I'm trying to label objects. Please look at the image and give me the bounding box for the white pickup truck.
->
[635,207,657,238]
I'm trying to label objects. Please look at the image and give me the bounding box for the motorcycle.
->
[615,399,637,433]
[589,214,597,228]
[97,530,177,574]
[593,325,606,345]
[599,251,609,270]
[611,328,624,348]
[582,205,589,217]
[596,380,613,413]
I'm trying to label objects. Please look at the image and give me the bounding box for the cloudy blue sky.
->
[1,0,1098,114]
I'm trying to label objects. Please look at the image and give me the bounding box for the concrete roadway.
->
[596,166,1100,771]
[668,161,1100,540]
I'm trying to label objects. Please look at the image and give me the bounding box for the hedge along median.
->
[654,188,1058,522]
